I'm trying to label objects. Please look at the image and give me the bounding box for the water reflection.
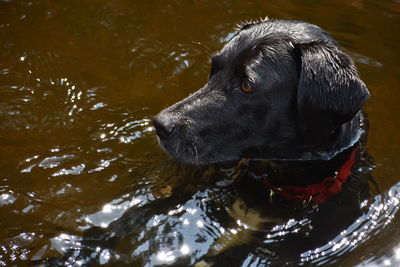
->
[357,243,400,267]
[83,195,143,229]
[97,118,153,144]
[35,161,400,266]
[302,182,400,266]
[0,191,16,207]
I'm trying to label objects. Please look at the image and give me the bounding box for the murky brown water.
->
[1,0,400,266]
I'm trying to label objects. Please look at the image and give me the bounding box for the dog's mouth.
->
[157,136,203,165]
[156,133,241,166]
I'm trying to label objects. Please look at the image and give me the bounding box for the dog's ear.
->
[295,41,370,145]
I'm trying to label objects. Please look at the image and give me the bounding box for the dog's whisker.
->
[194,144,199,164]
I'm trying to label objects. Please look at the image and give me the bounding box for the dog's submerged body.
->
[154,19,369,165]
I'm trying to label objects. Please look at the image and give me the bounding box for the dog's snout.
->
[153,113,175,140]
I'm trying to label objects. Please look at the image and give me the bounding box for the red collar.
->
[261,148,358,204]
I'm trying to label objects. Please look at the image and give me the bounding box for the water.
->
[1,0,400,266]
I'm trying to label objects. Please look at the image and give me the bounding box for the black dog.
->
[153,19,370,166]
[150,20,372,265]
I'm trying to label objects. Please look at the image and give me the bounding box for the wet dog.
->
[151,20,372,265]
[153,19,370,166]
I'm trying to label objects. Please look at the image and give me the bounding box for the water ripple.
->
[301,181,400,266]
[96,118,154,144]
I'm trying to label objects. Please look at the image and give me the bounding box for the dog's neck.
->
[242,112,366,162]
[295,112,366,161]
[237,145,359,204]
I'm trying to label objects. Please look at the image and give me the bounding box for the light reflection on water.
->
[357,244,400,267]
[83,195,143,229]
[41,179,400,266]
[302,182,400,266]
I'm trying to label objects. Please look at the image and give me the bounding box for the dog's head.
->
[153,20,369,165]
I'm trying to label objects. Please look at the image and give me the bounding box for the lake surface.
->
[1,0,400,266]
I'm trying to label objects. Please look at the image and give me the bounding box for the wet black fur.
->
[153,20,369,165]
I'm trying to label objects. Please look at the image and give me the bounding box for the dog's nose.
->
[153,113,175,140]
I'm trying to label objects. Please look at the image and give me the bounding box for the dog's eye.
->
[241,82,253,93]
